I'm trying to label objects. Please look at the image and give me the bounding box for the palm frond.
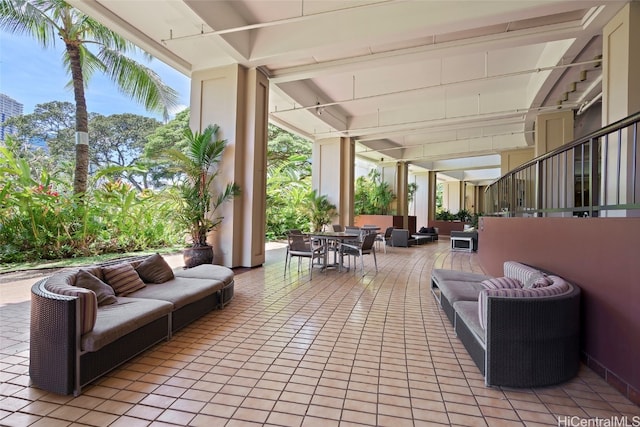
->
[61,44,105,89]
[81,15,130,52]
[98,47,180,120]
[0,0,60,47]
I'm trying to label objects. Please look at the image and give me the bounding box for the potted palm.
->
[166,125,240,268]
[306,190,338,232]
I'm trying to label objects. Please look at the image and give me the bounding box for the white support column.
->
[312,137,354,226]
[412,172,431,225]
[190,64,268,267]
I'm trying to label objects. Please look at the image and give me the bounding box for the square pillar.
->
[190,65,268,267]
[312,137,354,226]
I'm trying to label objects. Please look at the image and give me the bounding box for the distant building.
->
[1,93,24,141]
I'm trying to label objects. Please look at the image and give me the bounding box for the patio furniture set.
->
[431,261,581,388]
[284,227,378,277]
[29,254,234,396]
[385,226,440,248]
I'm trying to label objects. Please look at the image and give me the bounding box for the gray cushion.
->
[438,280,486,305]
[76,270,117,306]
[82,297,172,352]
[135,253,175,284]
[432,269,490,284]
[453,301,485,345]
[127,277,224,310]
[174,264,234,286]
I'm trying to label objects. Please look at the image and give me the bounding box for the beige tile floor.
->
[1,241,639,426]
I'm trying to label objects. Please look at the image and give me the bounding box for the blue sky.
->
[0,30,191,120]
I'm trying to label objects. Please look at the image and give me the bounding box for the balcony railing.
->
[485,111,640,217]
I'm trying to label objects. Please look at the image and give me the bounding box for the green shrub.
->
[0,137,183,263]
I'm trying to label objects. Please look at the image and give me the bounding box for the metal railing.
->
[484,111,640,217]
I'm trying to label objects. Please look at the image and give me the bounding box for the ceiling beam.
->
[268,18,588,84]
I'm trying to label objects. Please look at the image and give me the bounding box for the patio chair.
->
[339,232,378,276]
[284,233,324,278]
[343,225,363,244]
[332,224,344,232]
[375,226,394,253]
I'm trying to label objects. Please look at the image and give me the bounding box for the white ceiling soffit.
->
[67,0,628,184]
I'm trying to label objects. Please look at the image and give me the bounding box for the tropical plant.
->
[455,208,472,222]
[354,169,396,215]
[471,212,483,229]
[305,190,337,232]
[435,209,455,221]
[164,125,240,247]
[408,182,418,204]
[0,0,179,194]
[266,163,311,238]
[265,124,312,239]
[0,136,183,262]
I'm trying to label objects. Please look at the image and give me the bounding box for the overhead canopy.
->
[68,0,624,184]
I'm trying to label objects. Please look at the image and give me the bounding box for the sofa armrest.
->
[484,284,581,387]
[30,279,80,395]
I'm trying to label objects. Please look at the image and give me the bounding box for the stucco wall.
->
[478,216,640,401]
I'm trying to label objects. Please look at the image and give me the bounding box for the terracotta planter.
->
[183,245,214,268]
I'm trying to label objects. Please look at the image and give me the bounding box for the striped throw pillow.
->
[480,277,522,289]
[46,281,97,335]
[76,270,117,306]
[102,263,146,296]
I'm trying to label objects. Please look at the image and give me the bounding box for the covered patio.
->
[1,243,638,426]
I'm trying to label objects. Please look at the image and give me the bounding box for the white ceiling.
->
[68,0,627,184]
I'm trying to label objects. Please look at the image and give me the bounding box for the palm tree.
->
[0,0,179,194]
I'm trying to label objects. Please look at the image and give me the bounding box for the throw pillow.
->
[480,276,523,290]
[102,263,146,296]
[419,226,428,233]
[524,272,552,289]
[76,269,118,306]
[136,254,174,283]
[135,253,175,284]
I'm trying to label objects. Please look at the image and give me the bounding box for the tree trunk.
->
[66,43,90,195]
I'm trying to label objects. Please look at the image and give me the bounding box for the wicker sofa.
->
[29,254,234,396]
[431,261,580,388]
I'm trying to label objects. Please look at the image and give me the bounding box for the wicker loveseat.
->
[30,254,234,396]
[431,261,580,388]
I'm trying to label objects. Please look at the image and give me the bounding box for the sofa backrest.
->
[503,261,541,284]
[43,269,97,335]
[40,259,148,336]
[478,276,573,329]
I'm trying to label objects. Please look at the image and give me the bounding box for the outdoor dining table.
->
[308,231,360,271]
[361,225,381,235]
